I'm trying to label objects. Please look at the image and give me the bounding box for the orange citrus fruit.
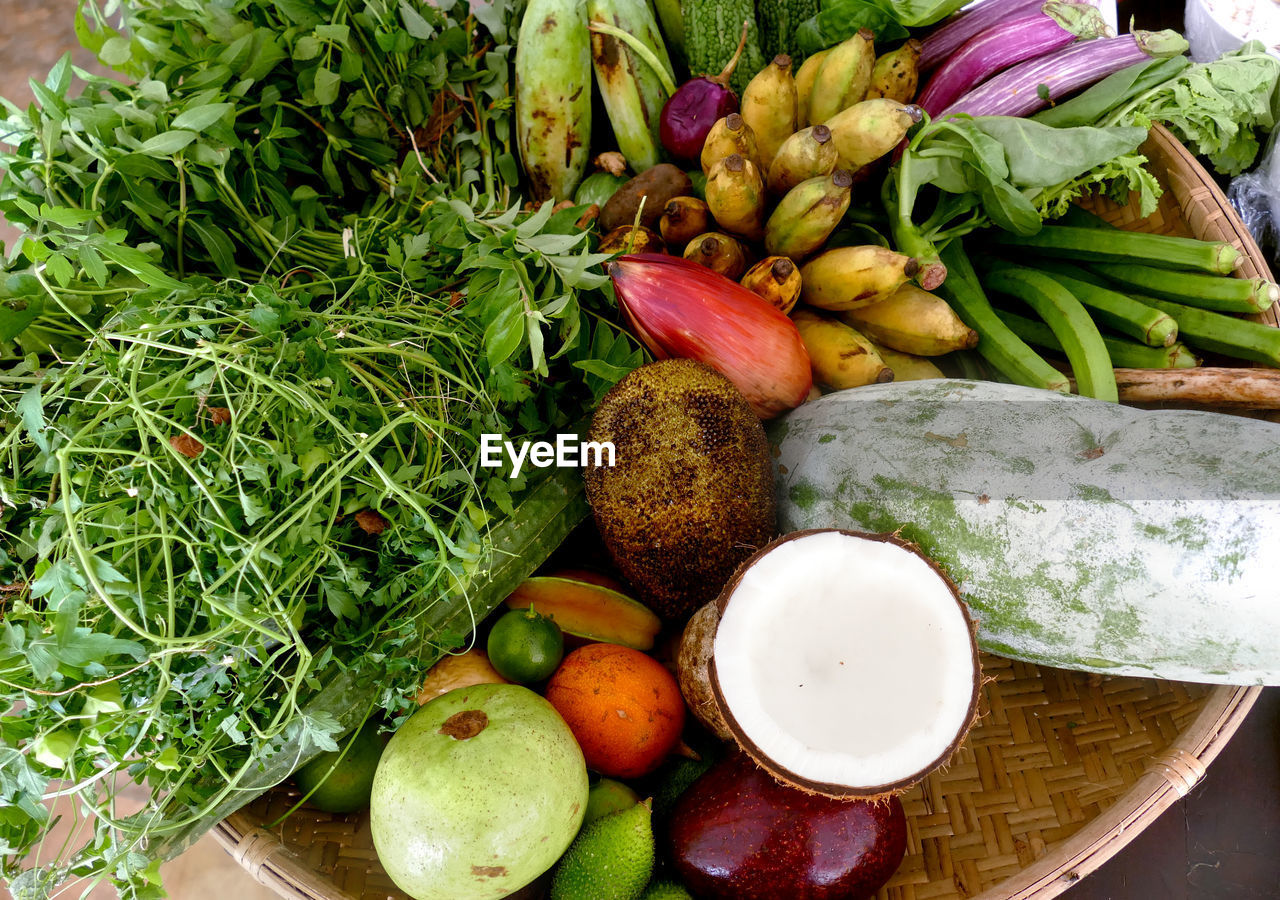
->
[545,642,686,778]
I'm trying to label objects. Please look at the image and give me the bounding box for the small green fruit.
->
[487,607,565,683]
[550,801,654,900]
[585,778,640,823]
[294,721,385,814]
[639,881,693,900]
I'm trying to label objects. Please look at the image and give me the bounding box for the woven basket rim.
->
[212,123,1270,900]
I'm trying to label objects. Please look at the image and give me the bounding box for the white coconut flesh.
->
[712,530,979,793]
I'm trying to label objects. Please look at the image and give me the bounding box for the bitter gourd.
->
[681,0,765,95]
[757,0,820,64]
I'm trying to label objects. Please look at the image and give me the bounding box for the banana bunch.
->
[578,25,971,393]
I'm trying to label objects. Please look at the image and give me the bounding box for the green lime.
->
[487,607,564,683]
[293,722,386,814]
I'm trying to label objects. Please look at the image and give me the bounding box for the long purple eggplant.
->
[917,3,1110,116]
[919,0,1046,71]
[938,30,1189,119]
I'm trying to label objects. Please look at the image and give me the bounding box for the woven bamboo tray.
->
[212,124,1268,900]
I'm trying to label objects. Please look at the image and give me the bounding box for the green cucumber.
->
[772,379,1280,685]
[983,262,1118,402]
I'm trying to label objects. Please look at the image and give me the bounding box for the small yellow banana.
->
[792,308,893,389]
[659,196,711,250]
[741,54,798,173]
[825,98,923,171]
[870,341,947,380]
[800,245,920,311]
[741,256,802,314]
[840,282,979,355]
[767,124,839,196]
[701,113,759,175]
[806,29,875,126]
[793,48,829,128]
[683,232,750,280]
[597,225,666,255]
[764,170,853,260]
[706,153,766,241]
[865,39,923,103]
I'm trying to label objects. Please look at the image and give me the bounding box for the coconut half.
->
[679,529,981,799]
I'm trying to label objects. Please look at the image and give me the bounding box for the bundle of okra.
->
[938,206,1280,403]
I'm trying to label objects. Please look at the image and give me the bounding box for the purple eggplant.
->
[659,21,751,164]
[918,2,1109,116]
[919,0,1046,71]
[938,29,1189,120]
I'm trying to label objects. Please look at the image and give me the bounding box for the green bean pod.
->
[984,262,1118,402]
[1129,294,1280,368]
[993,225,1240,275]
[935,242,1069,392]
[997,309,1198,369]
[1024,260,1178,347]
[1088,261,1277,315]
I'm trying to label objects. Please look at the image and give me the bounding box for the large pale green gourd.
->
[771,379,1280,685]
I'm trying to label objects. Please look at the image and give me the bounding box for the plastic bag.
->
[1228,127,1280,265]
[1185,0,1280,63]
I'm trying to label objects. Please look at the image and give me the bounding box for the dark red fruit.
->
[668,750,907,900]
[657,20,752,164]
[660,80,739,164]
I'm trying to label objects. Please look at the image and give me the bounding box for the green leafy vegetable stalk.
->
[883,113,1149,285]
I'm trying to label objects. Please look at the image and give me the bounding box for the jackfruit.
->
[583,360,776,623]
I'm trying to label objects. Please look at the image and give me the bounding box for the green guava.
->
[370,682,588,900]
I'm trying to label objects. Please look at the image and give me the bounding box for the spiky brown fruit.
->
[583,359,776,623]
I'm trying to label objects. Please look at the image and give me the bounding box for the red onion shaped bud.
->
[609,253,813,418]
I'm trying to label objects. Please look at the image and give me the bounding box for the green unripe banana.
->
[516,0,593,201]
[588,0,675,173]
[764,169,853,260]
[807,28,875,126]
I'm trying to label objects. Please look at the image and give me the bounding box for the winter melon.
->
[772,379,1280,685]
